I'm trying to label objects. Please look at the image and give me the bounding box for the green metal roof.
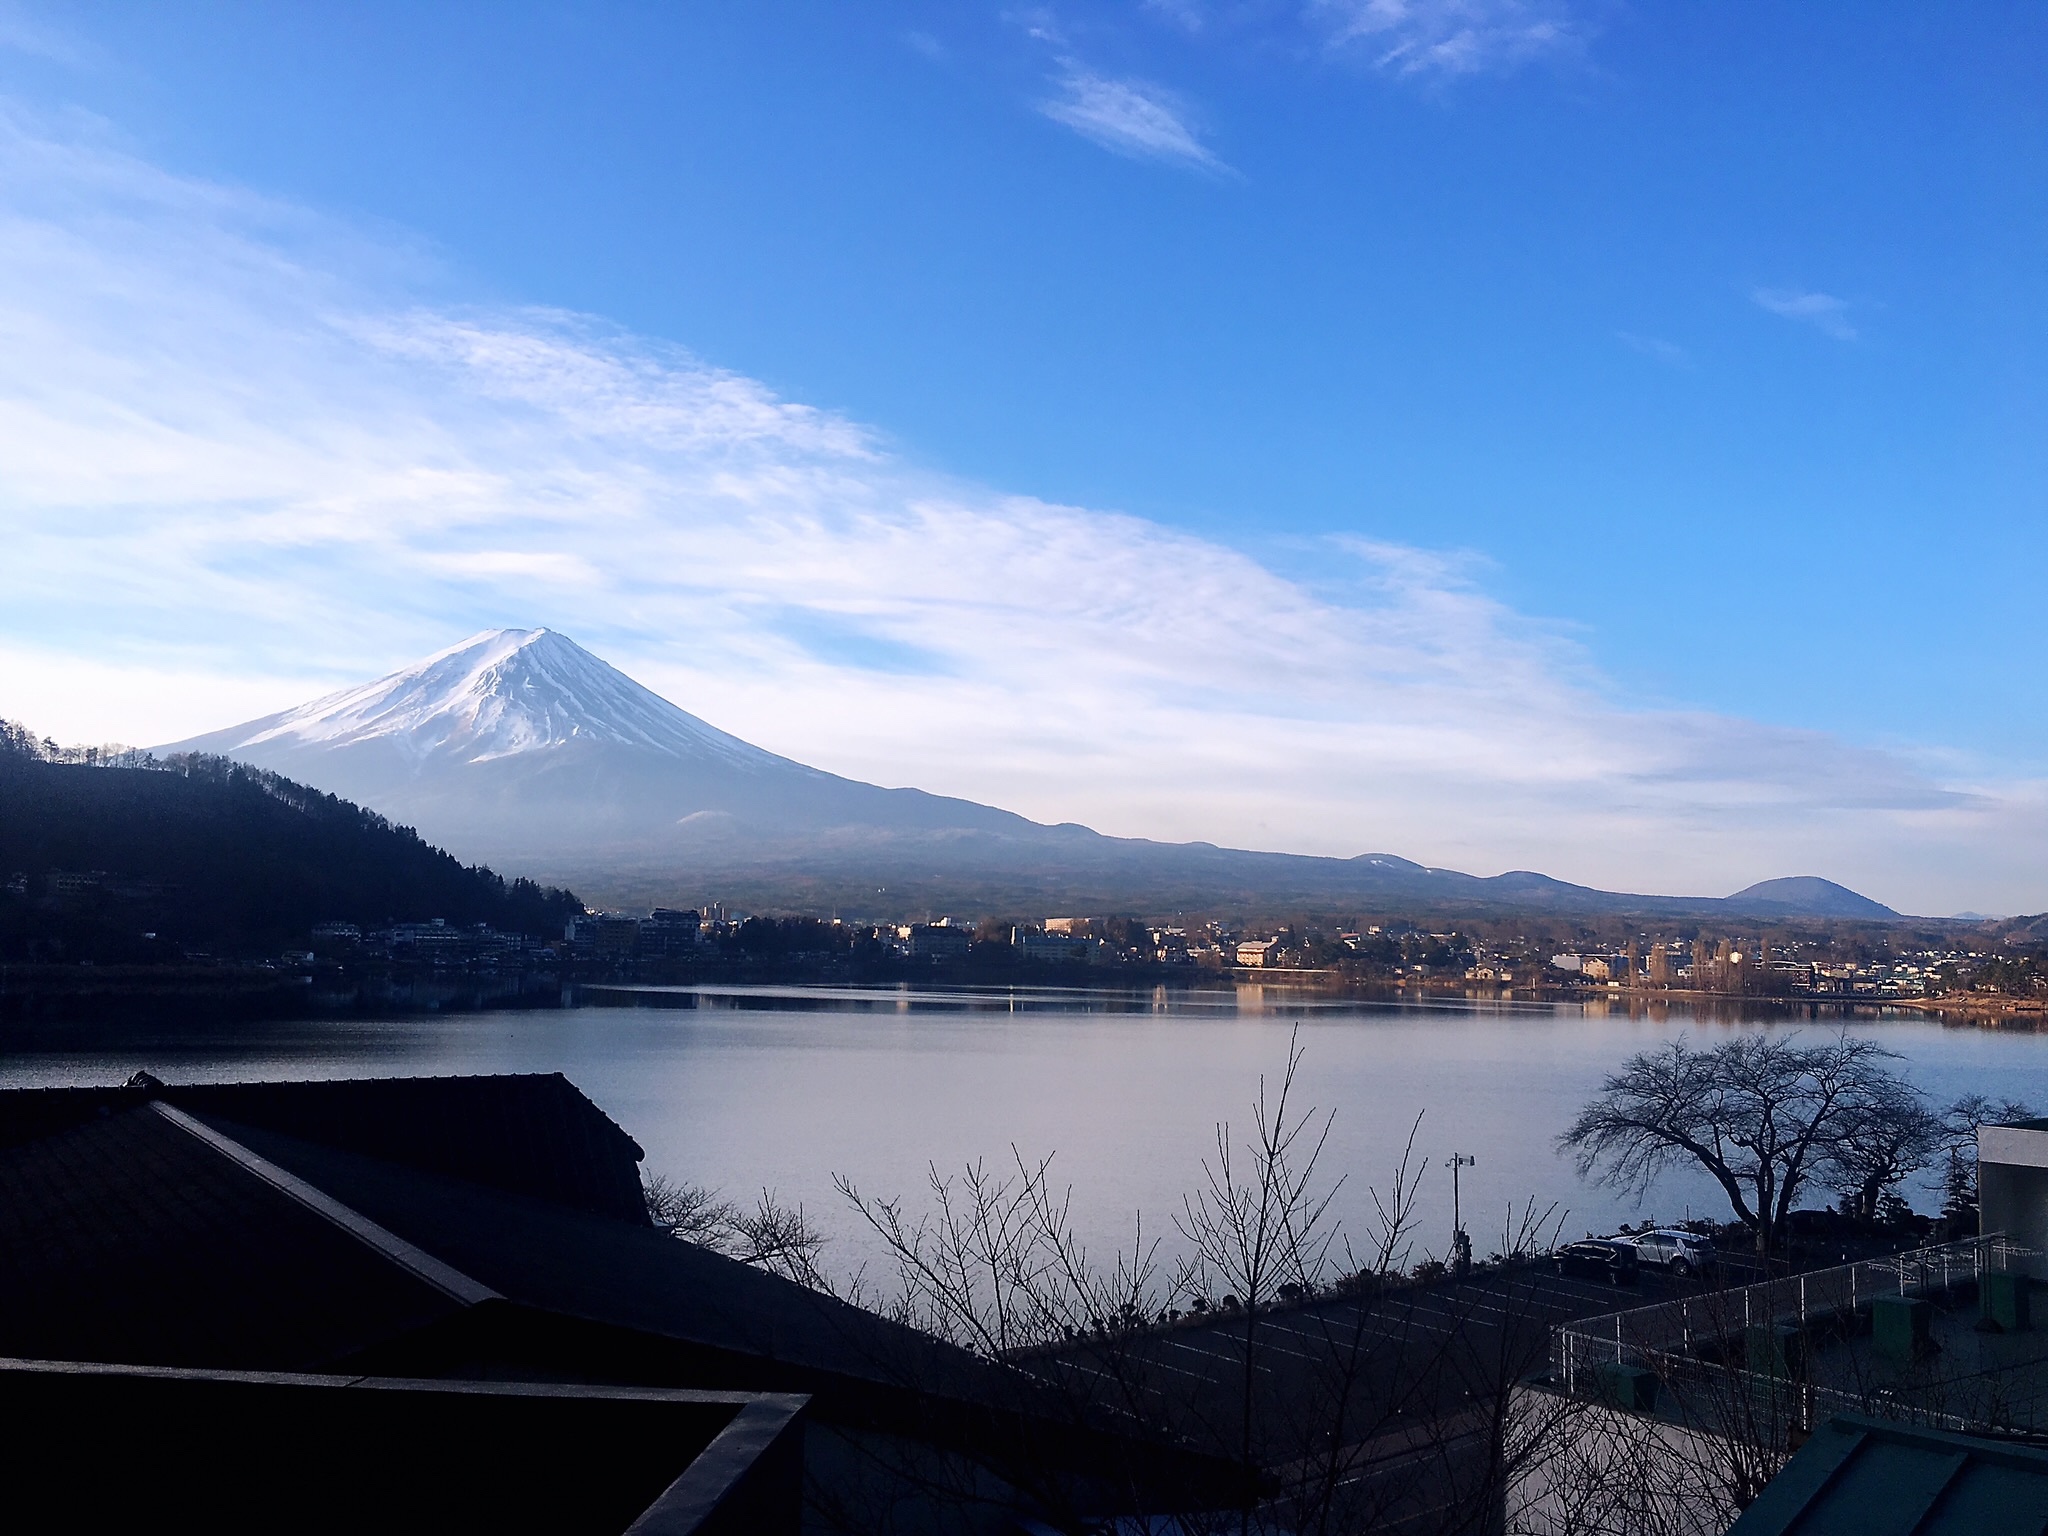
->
[1729,1414,2048,1536]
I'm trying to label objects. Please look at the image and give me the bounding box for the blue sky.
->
[0,2,2043,911]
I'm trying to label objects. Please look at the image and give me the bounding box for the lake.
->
[5,984,2043,1276]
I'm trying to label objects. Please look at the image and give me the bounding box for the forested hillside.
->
[0,721,582,960]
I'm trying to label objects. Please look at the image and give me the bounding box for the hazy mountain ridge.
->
[165,630,1908,920]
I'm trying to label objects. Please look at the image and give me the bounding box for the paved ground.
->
[1024,1256,1769,1531]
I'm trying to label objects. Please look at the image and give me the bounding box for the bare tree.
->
[1175,1038,1344,1483]
[1942,1092,2037,1148]
[831,1029,1579,1536]
[831,1145,1215,1534]
[1817,1088,2038,1230]
[834,1147,1168,1360]
[1508,1383,1749,1536]
[1560,1032,1915,1256]
[1819,1075,1942,1224]
[1934,1093,2037,1235]
[643,1172,829,1286]
[727,1188,832,1286]
[643,1172,741,1242]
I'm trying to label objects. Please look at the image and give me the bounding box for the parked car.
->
[1553,1239,1640,1285]
[1627,1228,1717,1277]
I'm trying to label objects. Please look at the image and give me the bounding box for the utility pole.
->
[1446,1153,1476,1275]
[1446,1153,1476,1238]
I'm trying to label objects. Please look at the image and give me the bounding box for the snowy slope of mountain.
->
[165,628,1041,862]
[177,629,802,779]
[164,630,1906,918]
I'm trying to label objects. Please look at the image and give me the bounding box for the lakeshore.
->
[1218,966,2048,1028]
[8,952,2045,1031]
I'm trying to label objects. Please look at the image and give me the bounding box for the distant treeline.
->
[0,719,583,960]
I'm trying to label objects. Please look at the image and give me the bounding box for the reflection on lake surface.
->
[4,985,2044,1273]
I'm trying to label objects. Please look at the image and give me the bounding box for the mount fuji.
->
[166,628,1044,862]
[164,629,1899,919]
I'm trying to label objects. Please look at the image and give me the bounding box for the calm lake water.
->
[7,984,2044,1274]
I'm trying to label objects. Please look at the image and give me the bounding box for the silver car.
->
[1629,1229,1716,1277]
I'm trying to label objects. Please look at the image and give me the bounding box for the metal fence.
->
[1552,1234,2031,1399]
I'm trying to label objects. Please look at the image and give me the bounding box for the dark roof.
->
[209,1111,1006,1408]
[0,1072,647,1223]
[0,1358,806,1536]
[0,1079,157,1150]
[0,1070,1244,1513]
[168,1073,648,1224]
[0,1072,983,1402]
[1730,1413,2048,1536]
[0,1106,458,1369]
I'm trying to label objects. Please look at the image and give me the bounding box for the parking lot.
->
[1024,1249,1768,1527]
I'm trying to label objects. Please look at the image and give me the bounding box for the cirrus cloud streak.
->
[1038,67,1225,170]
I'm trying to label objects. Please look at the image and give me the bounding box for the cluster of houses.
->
[283,913,2015,1005]
[300,918,563,971]
[1536,936,1980,999]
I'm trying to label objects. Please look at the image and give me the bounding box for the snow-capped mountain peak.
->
[173,628,781,774]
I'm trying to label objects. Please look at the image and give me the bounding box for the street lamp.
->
[1445,1153,1476,1274]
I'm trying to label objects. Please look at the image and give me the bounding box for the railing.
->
[1585,1339,2012,1439]
[1552,1234,2031,1397]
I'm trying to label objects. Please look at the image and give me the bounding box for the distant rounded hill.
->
[1722,877,1898,920]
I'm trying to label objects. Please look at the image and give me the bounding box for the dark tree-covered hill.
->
[0,721,582,958]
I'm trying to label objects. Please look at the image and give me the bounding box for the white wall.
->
[1980,1126,2048,1278]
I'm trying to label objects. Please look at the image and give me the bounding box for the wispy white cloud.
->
[0,113,2038,913]
[1014,7,1068,48]
[1143,0,1209,32]
[0,2,88,65]
[1753,287,1858,341]
[1617,330,1691,368]
[1039,68,1225,170]
[1314,0,1581,77]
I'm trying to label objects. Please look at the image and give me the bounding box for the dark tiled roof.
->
[213,1114,1013,1410]
[0,1080,155,1150]
[0,1106,459,1369]
[167,1073,649,1224]
[1731,1414,2048,1536]
[0,1071,1241,1510]
[0,1072,648,1224]
[0,1073,997,1405]
[216,1118,1240,1505]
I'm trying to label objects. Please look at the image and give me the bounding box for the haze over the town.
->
[0,3,2042,914]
